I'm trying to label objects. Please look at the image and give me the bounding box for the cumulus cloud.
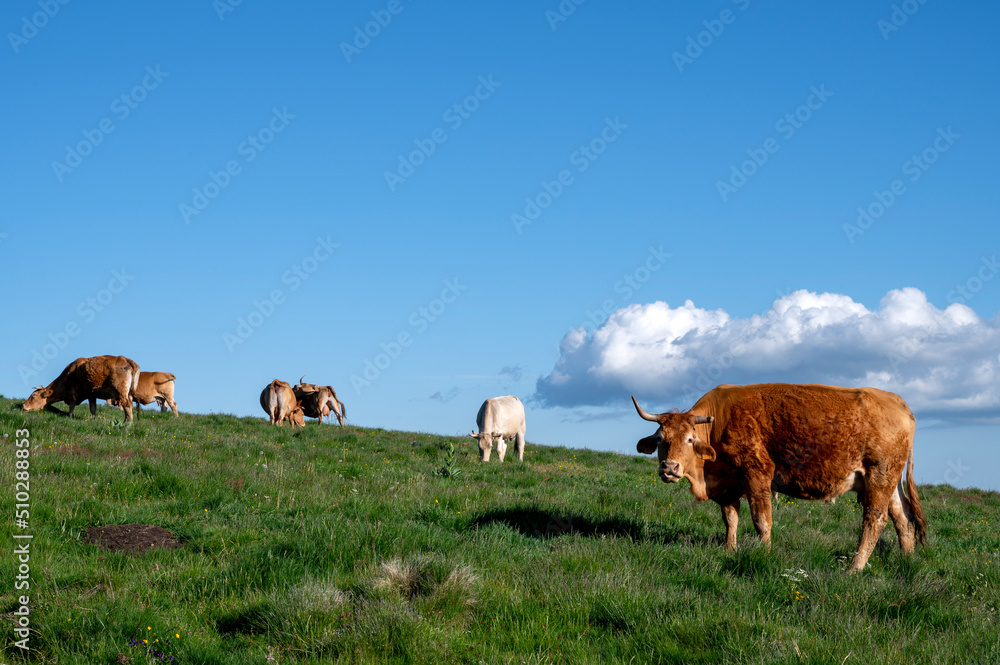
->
[535,288,1000,424]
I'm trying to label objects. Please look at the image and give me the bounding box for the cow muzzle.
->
[659,460,682,483]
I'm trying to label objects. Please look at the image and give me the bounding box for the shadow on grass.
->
[216,603,272,636]
[470,507,716,546]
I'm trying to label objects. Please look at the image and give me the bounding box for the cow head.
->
[632,396,715,500]
[289,406,305,428]
[296,376,320,393]
[469,431,503,462]
[22,386,53,412]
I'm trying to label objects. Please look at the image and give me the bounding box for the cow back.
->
[694,383,915,500]
[477,395,524,436]
[59,355,137,403]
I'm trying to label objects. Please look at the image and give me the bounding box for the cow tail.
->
[269,383,280,423]
[339,400,346,420]
[906,444,928,546]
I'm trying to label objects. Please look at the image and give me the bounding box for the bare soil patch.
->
[81,524,183,554]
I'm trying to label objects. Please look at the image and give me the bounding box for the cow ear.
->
[694,438,716,462]
[636,434,658,455]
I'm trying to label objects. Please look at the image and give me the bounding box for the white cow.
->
[469,395,526,462]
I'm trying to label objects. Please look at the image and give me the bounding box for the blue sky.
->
[3,1,998,489]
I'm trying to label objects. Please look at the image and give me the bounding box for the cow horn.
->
[299,375,306,384]
[33,386,43,390]
[694,415,714,425]
[631,395,660,422]
[469,431,479,439]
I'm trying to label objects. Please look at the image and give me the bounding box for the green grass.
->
[1,396,998,664]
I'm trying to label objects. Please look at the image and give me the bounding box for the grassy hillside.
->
[1,397,998,664]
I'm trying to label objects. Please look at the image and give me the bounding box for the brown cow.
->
[109,371,179,416]
[632,383,927,572]
[293,376,346,426]
[259,379,304,427]
[23,355,140,422]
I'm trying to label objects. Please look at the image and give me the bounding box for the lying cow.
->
[293,376,346,426]
[259,379,304,427]
[23,355,140,422]
[108,371,178,416]
[632,383,927,571]
[469,395,526,462]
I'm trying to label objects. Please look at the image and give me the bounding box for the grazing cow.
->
[293,376,346,426]
[469,395,526,462]
[23,355,140,422]
[109,371,179,416]
[632,384,927,571]
[259,379,304,427]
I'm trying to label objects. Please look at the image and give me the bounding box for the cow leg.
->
[851,474,893,572]
[168,399,178,416]
[887,482,916,554]
[66,403,77,417]
[515,431,525,462]
[745,474,774,548]
[89,398,98,416]
[496,437,507,463]
[746,492,773,548]
[121,400,134,423]
[721,501,740,550]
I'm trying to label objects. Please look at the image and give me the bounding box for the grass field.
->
[1,396,998,664]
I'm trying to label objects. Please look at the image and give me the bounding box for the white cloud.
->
[535,288,1000,424]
